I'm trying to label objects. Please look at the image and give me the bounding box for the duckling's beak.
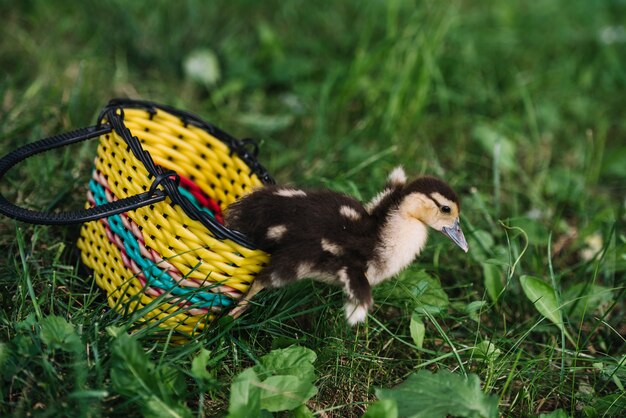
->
[441,218,469,253]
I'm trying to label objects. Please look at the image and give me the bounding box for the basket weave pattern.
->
[77,106,270,333]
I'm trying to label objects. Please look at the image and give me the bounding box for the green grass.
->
[1,0,625,416]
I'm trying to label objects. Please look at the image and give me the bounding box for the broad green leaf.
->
[376,269,449,312]
[520,276,576,344]
[15,313,37,330]
[471,341,501,362]
[562,283,613,320]
[364,399,398,418]
[412,274,449,311]
[482,262,504,303]
[10,335,37,357]
[539,409,570,418]
[409,313,425,349]
[110,332,155,397]
[260,375,317,412]
[191,349,214,383]
[142,397,194,418]
[292,404,315,418]
[520,276,564,328]
[156,365,188,399]
[414,304,445,315]
[228,346,319,414]
[472,124,516,171]
[110,332,192,418]
[255,345,316,382]
[375,370,498,418]
[227,368,262,418]
[39,315,82,353]
[465,300,488,322]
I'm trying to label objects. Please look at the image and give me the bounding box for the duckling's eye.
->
[441,206,451,214]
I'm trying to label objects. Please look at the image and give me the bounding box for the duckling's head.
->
[398,176,469,252]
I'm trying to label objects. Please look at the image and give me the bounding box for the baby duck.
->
[225,167,468,325]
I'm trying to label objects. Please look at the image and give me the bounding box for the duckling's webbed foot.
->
[340,267,372,325]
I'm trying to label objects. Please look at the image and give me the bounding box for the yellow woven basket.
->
[0,99,273,334]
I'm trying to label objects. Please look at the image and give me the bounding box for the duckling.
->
[225,167,468,325]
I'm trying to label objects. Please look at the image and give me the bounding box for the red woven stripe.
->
[178,174,224,224]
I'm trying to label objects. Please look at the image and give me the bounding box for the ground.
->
[0,1,624,417]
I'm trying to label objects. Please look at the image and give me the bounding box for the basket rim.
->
[96,98,274,250]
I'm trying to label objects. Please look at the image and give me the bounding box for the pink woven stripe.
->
[88,175,215,315]
[91,170,243,298]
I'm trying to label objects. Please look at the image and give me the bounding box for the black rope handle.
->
[0,125,168,225]
[98,105,262,248]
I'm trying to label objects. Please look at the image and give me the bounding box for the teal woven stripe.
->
[178,187,217,219]
[89,179,233,308]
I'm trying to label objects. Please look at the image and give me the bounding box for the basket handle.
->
[0,125,169,225]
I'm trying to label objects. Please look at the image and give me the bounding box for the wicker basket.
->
[0,99,273,334]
